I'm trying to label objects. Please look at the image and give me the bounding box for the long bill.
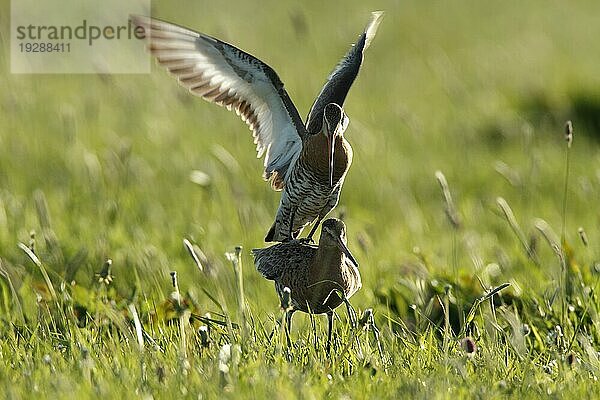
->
[336,236,359,268]
[328,133,335,187]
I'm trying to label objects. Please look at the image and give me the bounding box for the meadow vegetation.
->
[1,0,600,398]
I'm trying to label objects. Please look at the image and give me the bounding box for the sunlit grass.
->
[1,0,600,398]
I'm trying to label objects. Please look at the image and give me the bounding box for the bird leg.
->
[303,215,324,243]
[304,198,334,242]
[285,310,294,348]
[343,297,357,329]
[326,311,334,354]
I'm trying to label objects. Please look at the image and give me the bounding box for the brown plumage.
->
[302,131,353,184]
[253,218,360,351]
[265,103,353,242]
[130,13,383,243]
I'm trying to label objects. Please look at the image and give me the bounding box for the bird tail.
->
[264,223,277,242]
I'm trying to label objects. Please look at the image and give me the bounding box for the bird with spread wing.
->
[131,12,383,242]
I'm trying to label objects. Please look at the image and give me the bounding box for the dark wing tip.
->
[304,11,384,134]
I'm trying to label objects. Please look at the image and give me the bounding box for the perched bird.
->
[131,12,383,242]
[252,218,361,352]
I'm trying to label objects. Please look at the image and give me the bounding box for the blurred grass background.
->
[1,0,600,348]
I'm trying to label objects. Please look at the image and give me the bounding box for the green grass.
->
[2,0,600,398]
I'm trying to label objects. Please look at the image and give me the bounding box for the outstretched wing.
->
[305,11,384,134]
[131,16,307,190]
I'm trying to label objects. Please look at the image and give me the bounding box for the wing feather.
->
[131,15,306,190]
[252,242,317,280]
[305,11,383,134]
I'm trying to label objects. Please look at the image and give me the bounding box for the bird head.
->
[320,218,358,268]
[322,103,348,187]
